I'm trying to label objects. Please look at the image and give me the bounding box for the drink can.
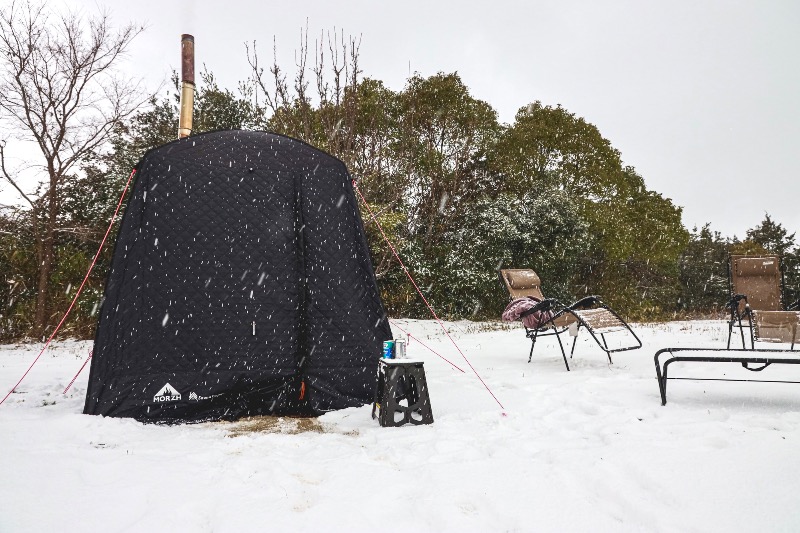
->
[394,339,406,359]
[382,340,395,359]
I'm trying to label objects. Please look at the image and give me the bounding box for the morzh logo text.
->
[153,383,181,402]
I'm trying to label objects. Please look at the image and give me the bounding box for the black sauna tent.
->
[84,130,393,422]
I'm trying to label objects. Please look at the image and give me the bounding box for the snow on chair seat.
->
[572,308,629,334]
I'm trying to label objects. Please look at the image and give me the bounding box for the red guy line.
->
[63,350,93,394]
[390,320,465,373]
[1,169,136,406]
[353,180,505,411]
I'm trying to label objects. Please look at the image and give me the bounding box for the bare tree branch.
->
[0,140,36,208]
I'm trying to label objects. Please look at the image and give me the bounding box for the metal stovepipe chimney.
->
[178,34,195,139]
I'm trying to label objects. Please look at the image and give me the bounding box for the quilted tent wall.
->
[84,130,392,422]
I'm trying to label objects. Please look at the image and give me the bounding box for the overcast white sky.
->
[9,0,800,239]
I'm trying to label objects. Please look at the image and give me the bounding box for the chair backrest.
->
[499,269,546,300]
[730,255,782,311]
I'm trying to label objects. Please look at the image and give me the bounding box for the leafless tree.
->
[246,28,410,279]
[245,26,363,160]
[0,1,146,337]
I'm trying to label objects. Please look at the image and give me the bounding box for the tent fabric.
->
[83,130,392,422]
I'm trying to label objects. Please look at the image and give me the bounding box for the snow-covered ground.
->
[2,320,800,532]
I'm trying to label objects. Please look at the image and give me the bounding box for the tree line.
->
[0,3,797,341]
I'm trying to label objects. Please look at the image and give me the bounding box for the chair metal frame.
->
[499,269,642,371]
[655,347,800,405]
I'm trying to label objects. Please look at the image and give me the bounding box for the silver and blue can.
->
[382,340,395,359]
[394,339,406,359]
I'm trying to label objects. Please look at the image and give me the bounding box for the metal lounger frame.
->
[654,347,800,405]
[522,296,642,371]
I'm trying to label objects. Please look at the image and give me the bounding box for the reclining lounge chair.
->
[654,255,800,405]
[727,254,800,350]
[499,269,641,370]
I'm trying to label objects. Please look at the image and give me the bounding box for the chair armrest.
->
[568,295,602,310]
[726,294,748,309]
[519,298,560,318]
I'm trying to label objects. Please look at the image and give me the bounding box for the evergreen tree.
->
[745,213,796,257]
[490,103,687,318]
[678,224,729,312]
[435,189,590,317]
[744,214,799,308]
[395,73,501,249]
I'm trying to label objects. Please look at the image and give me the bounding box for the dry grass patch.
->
[225,416,354,437]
